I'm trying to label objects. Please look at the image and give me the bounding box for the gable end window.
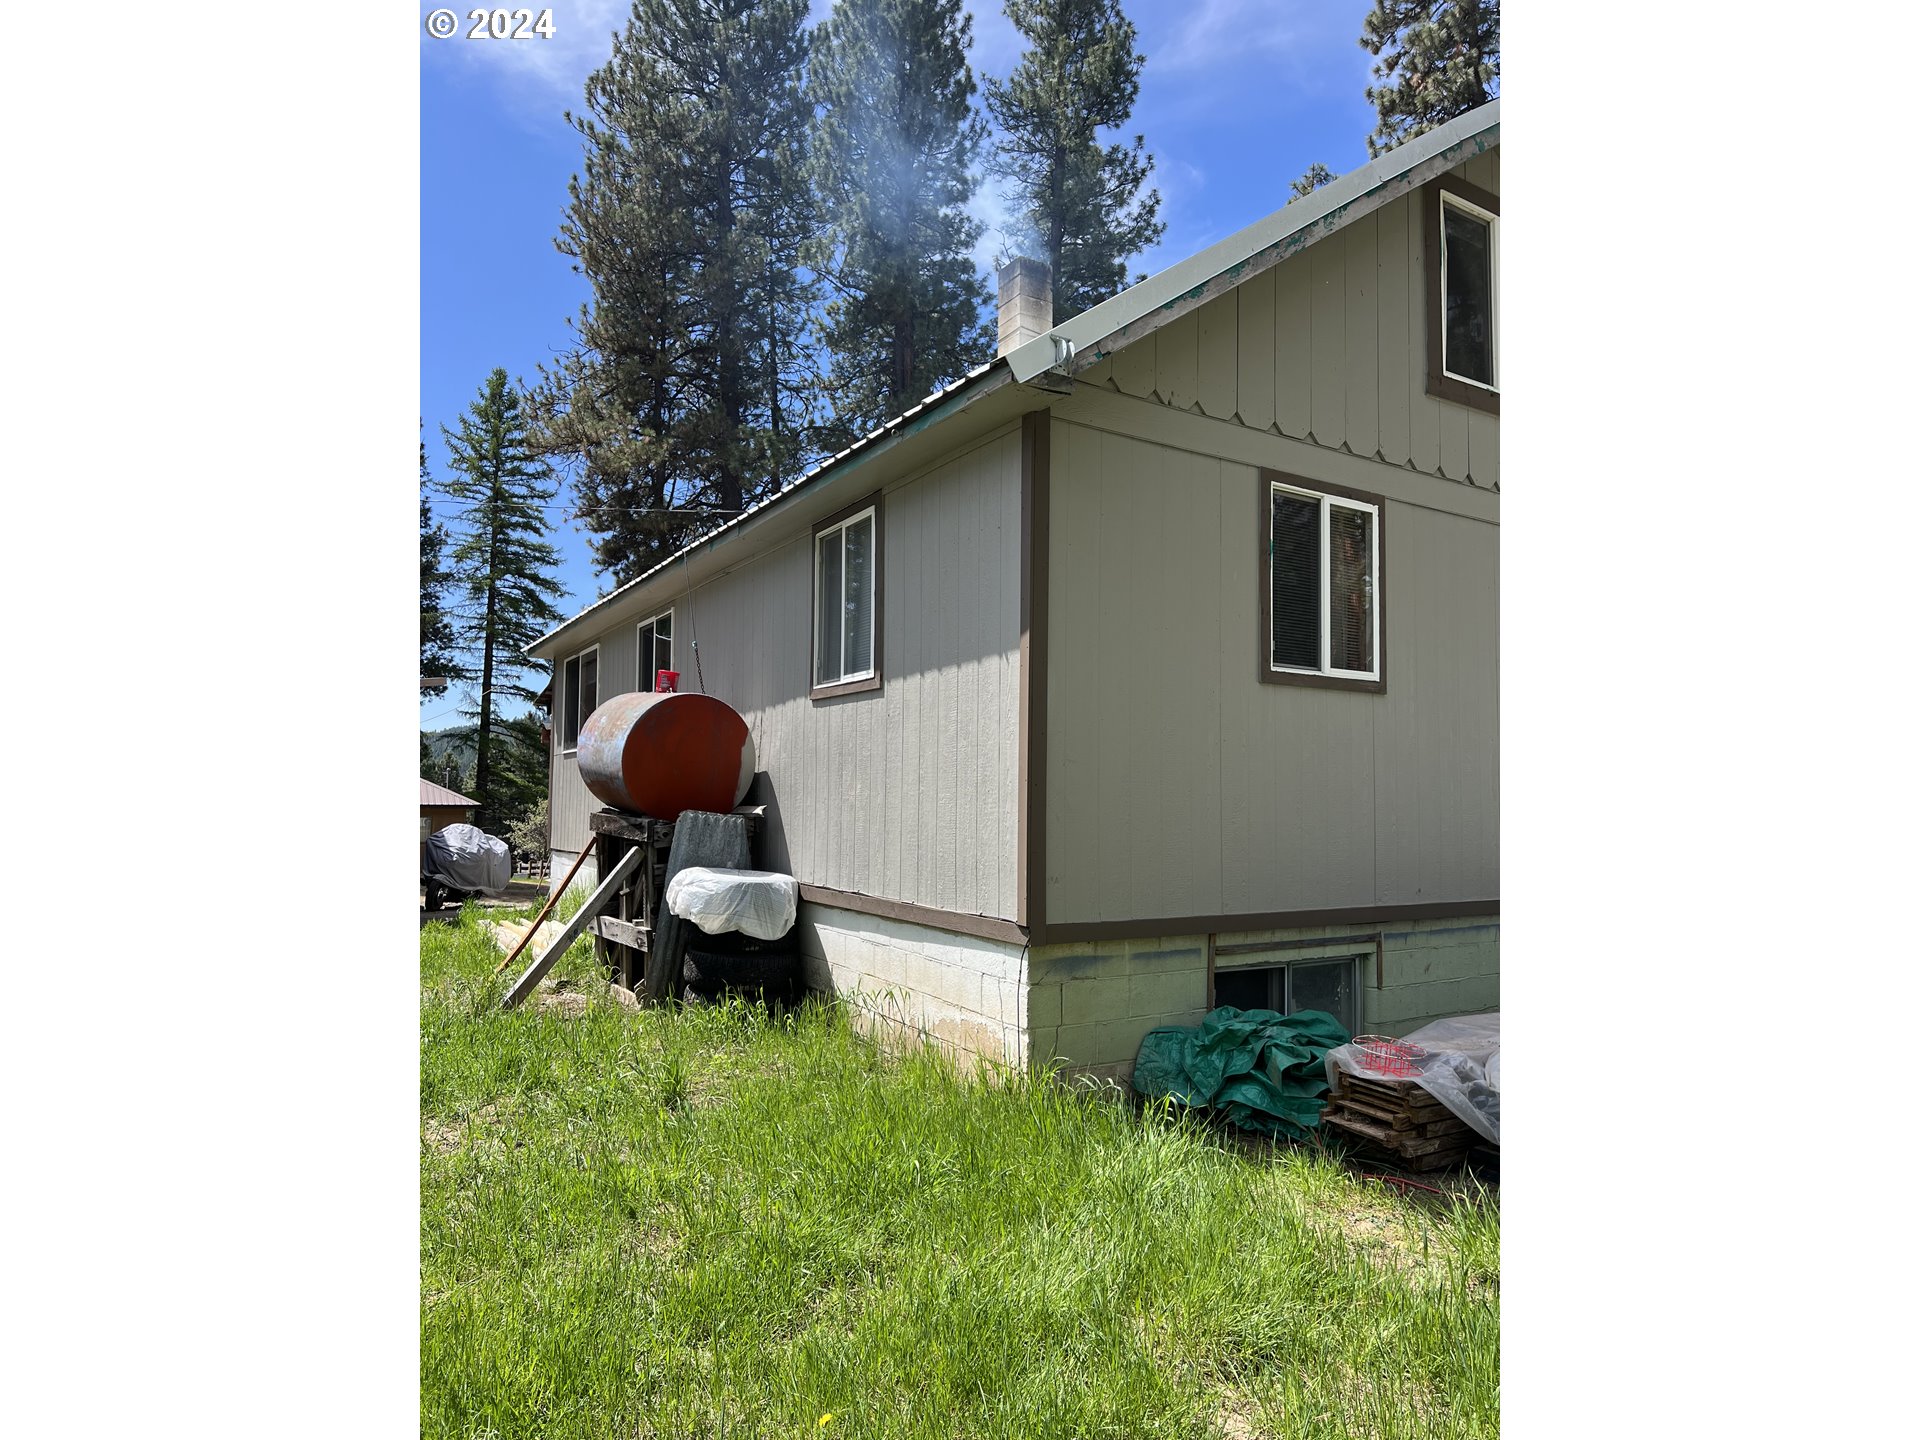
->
[636,610,673,691]
[1423,175,1499,414]
[560,644,599,752]
[1257,472,1384,693]
[811,493,883,699]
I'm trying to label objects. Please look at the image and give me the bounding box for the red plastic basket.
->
[655,669,680,693]
[1351,1035,1428,1078]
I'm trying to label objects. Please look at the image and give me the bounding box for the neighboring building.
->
[420,777,477,865]
[527,103,1501,1079]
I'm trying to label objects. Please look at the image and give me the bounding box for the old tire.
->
[424,879,448,912]
[682,947,801,1005]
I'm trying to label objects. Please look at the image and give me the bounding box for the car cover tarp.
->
[1132,1007,1351,1139]
[423,824,512,895]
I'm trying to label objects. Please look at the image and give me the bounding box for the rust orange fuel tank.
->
[575,692,756,820]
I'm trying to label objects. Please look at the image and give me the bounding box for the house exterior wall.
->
[548,425,1023,921]
[1076,148,1498,491]
[1040,413,1497,925]
[1039,146,1498,934]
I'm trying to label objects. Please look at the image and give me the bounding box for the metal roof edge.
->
[526,358,1011,660]
[1005,100,1501,383]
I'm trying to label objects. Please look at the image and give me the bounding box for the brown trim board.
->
[809,489,885,702]
[1017,410,1051,941]
[1042,900,1498,945]
[797,884,1029,947]
[1257,469,1388,694]
[1423,175,1501,416]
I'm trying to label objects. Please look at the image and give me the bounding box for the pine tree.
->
[809,0,993,442]
[539,0,818,586]
[983,0,1163,321]
[420,433,461,693]
[1358,1,1500,158]
[441,369,566,832]
[1290,162,1335,200]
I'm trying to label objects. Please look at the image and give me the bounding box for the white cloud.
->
[420,0,629,115]
[1141,0,1351,77]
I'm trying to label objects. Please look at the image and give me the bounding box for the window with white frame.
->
[560,644,599,751]
[1440,190,1497,389]
[1424,176,1499,412]
[636,610,673,691]
[1263,474,1382,686]
[812,498,880,694]
[1213,955,1362,1036]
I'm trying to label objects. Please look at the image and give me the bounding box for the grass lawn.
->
[422,906,1498,1439]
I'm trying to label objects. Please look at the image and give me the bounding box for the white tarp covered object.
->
[423,823,513,895]
[1325,1011,1500,1144]
[665,867,797,941]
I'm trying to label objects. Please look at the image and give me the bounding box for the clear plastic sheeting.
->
[1325,1011,1500,1145]
[665,867,798,941]
[422,824,513,895]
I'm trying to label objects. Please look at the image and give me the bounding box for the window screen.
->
[815,530,843,683]
[815,506,877,687]
[562,655,581,748]
[1290,959,1358,1036]
[638,613,672,690]
[1443,202,1494,385]
[1269,490,1320,670]
[1328,505,1375,674]
[579,649,598,734]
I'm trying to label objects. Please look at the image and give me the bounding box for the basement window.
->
[812,494,882,698]
[560,643,598,752]
[1424,176,1500,412]
[1213,956,1361,1036]
[1260,473,1383,690]
[636,610,673,691]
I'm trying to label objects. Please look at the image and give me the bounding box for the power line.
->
[424,500,746,516]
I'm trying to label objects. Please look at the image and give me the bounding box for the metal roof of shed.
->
[421,778,477,808]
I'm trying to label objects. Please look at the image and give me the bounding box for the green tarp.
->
[1131,1007,1351,1139]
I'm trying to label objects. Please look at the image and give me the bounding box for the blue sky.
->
[421,0,1379,728]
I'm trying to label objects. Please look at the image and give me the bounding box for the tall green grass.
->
[422,908,1497,1439]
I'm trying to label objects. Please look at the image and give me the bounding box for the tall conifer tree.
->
[539,0,817,585]
[441,369,566,831]
[983,0,1163,320]
[420,434,461,693]
[809,0,992,442]
[1358,0,1500,158]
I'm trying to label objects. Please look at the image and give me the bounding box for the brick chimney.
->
[996,256,1052,357]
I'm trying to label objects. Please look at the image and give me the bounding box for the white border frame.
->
[1268,481,1381,682]
[635,609,673,693]
[811,504,878,688]
[1438,189,1499,392]
[560,642,599,754]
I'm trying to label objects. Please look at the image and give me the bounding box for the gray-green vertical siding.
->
[1042,414,1497,924]
[1075,149,1499,491]
[547,426,1023,919]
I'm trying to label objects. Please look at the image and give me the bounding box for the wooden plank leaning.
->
[501,846,644,1010]
[492,843,598,976]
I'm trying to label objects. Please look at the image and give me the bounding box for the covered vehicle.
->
[422,823,513,910]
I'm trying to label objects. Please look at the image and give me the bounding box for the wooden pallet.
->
[1321,1073,1477,1173]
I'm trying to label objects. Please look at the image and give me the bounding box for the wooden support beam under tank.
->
[502,846,644,1010]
